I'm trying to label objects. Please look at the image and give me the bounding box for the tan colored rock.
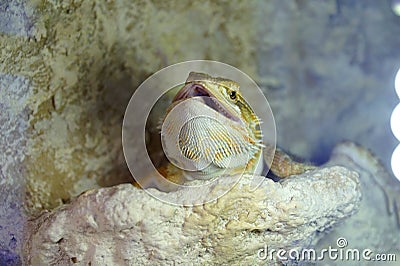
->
[0,0,259,214]
[316,142,400,265]
[23,166,360,265]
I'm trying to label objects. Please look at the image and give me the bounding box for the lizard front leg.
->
[264,145,316,178]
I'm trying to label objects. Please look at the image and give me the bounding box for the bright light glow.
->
[392,145,400,181]
[391,103,400,141]
[393,1,400,16]
[392,65,400,181]
[396,68,400,98]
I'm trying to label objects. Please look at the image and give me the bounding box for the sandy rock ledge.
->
[23,166,360,265]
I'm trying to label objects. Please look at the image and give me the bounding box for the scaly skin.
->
[157,72,315,184]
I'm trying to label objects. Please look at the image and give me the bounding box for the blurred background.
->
[1,0,399,264]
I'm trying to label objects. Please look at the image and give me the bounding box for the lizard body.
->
[156,72,315,185]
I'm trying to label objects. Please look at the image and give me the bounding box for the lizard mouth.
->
[173,83,241,123]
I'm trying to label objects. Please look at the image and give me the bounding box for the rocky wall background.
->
[1,0,400,264]
[258,0,400,169]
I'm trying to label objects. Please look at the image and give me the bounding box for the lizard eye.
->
[229,90,237,100]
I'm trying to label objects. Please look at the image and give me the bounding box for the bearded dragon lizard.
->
[152,72,315,186]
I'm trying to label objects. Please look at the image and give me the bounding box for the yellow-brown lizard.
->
[155,72,315,185]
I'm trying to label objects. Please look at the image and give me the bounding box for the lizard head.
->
[172,72,261,132]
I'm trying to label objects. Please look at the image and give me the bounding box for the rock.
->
[257,1,400,170]
[315,142,400,265]
[23,166,360,265]
[0,74,31,264]
[0,0,260,215]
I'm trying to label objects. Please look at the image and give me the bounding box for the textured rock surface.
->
[1,0,398,217]
[3,0,400,264]
[0,0,259,215]
[257,1,400,168]
[0,74,31,265]
[316,142,400,265]
[23,166,360,265]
